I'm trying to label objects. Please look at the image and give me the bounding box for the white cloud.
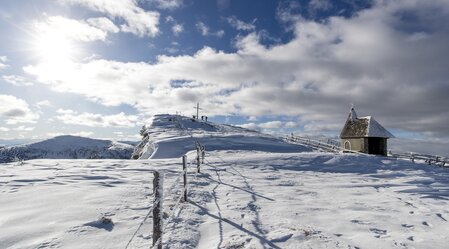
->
[0,55,8,70]
[309,0,332,11]
[0,127,10,132]
[36,100,52,108]
[284,121,298,128]
[259,121,283,129]
[25,0,449,138]
[248,116,257,121]
[196,22,225,37]
[34,15,108,42]
[58,0,160,37]
[56,108,76,114]
[150,0,183,10]
[237,123,260,131]
[87,17,119,33]
[47,131,94,138]
[0,95,39,124]
[56,110,139,128]
[2,75,33,86]
[14,126,35,131]
[172,23,184,36]
[226,16,256,31]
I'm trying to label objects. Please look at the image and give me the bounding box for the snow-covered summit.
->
[132,114,310,159]
[0,135,134,163]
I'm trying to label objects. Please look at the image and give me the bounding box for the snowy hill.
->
[132,114,310,159]
[1,115,449,249]
[0,135,133,163]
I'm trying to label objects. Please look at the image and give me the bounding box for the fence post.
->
[201,146,205,164]
[153,171,163,249]
[182,155,188,202]
[196,145,201,173]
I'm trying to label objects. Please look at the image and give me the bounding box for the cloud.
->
[56,109,139,128]
[0,95,39,124]
[165,16,183,36]
[259,121,283,129]
[2,75,33,86]
[58,0,160,37]
[172,23,184,36]
[308,0,332,11]
[150,0,183,10]
[0,127,10,132]
[239,121,294,131]
[36,100,52,108]
[34,15,108,42]
[25,0,449,138]
[196,22,225,37]
[87,17,120,33]
[284,121,298,128]
[0,55,8,70]
[47,131,94,138]
[226,16,256,31]
[237,122,260,131]
[14,126,35,131]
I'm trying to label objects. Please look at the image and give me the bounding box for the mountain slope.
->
[132,114,311,159]
[0,135,133,163]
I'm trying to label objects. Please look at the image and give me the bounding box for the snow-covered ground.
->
[1,152,448,249]
[1,115,449,248]
[0,136,134,163]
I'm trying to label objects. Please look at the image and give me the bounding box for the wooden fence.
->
[286,134,449,167]
[125,142,206,249]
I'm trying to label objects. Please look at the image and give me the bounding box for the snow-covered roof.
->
[340,108,394,138]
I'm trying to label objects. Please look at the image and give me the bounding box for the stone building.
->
[340,107,394,156]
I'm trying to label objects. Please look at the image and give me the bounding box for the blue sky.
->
[1,0,449,142]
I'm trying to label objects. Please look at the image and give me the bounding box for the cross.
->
[193,102,203,120]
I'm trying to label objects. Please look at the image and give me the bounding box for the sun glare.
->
[33,33,75,64]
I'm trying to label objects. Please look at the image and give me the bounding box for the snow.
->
[133,114,310,159]
[364,116,395,138]
[1,114,448,248]
[0,136,134,163]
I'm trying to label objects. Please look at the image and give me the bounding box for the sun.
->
[33,32,75,64]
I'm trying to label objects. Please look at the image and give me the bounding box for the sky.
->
[0,0,449,142]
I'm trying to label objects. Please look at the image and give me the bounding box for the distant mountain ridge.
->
[0,135,134,163]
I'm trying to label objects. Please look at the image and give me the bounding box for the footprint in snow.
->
[422,221,432,227]
[270,233,293,243]
[351,219,371,225]
[369,228,388,238]
[407,236,423,242]
[401,224,414,229]
[436,213,447,221]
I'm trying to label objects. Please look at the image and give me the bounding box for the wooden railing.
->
[286,134,448,167]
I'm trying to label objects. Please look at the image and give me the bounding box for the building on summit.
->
[340,107,394,156]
